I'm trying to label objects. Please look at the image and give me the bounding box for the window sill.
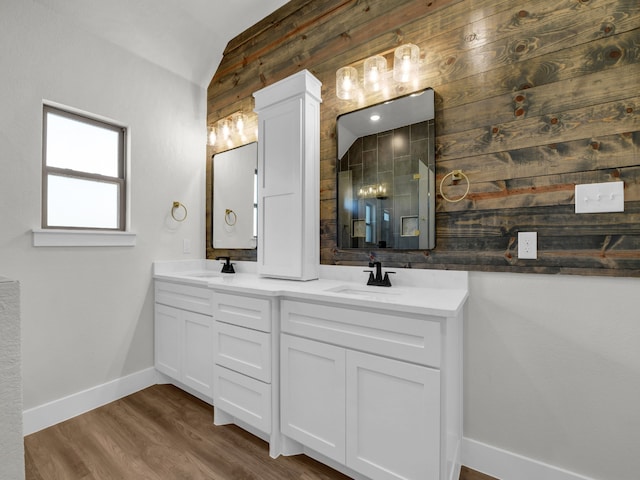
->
[32,229,136,247]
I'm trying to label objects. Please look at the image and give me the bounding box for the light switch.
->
[575,181,624,214]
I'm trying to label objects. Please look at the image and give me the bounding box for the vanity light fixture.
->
[358,183,388,199]
[363,55,387,93]
[207,126,217,146]
[234,112,246,138]
[336,43,421,101]
[336,66,358,100]
[208,111,251,148]
[393,43,420,83]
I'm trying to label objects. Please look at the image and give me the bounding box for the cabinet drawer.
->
[212,292,271,332]
[155,281,214,315]
[214,322,271,383]
[214,365,271,434]
[281,300,442,368]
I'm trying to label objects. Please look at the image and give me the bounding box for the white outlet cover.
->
[575,181,624,214]
[518,232,537,260]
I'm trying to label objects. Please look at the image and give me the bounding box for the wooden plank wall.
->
[206,0,640,276]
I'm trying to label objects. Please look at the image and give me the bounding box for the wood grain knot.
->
[515,107,526,117]
[591,141,600,150]
[520,83,532,90]
[601,24,614,35]
[550,117,559,125]
[514,94,525,103]
[446,56,456,65]
[549,143,557,150]
[518,10,528,18]
[608,48,622,59]
[515,43,526,53]
[626,107,633,114]
[492,126,500,134]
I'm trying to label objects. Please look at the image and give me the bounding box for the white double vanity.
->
[153,261,467,480]
[155,69,467,480]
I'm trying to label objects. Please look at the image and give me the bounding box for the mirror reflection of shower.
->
[336,88,436,250]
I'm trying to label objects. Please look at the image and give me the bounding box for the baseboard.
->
[23,367,158,436]
[462,437,598,480]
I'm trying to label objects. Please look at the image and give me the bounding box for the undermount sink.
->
[324,285,401,298]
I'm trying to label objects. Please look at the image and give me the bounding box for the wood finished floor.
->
[24,384,498,480]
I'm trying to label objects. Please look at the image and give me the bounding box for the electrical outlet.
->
[518,232,537,259]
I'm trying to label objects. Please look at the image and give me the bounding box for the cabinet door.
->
[258,98,303,279]
[280,334,346,463]
[346,350,441,480]
[155,304,181,379]
[182,310,213,397]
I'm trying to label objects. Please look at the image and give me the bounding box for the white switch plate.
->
[518,232,537,260]
[575,181,624,214]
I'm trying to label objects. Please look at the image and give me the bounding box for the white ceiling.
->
[34,0,290,87]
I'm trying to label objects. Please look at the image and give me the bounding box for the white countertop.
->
[153,260,468,317]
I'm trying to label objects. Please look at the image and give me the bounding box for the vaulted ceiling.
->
[33,0,290,87]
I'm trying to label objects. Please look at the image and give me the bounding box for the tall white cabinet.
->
[253,70,322,280]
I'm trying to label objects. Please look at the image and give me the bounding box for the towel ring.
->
[224,209,237,226]
[439,169,470,203]
[171,201,188,222]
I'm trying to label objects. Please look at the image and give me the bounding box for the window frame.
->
[42,105,127,231]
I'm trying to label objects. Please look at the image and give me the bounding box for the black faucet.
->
[365,261,394,287]
[217,256,235,274]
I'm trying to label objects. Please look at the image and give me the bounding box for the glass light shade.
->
[364,55,387,93]
[207,125,217,145]
[234,112,245,135]
[221,119,231,140]
[393,43,420,83]
[336,66,358,100]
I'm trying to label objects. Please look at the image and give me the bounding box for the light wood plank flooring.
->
[24,384,497,480]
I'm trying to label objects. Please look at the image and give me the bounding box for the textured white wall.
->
[465,271,640,480]
[0,279,24,479]
[0,2,205,410]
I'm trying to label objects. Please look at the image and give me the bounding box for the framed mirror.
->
[212,142,258,249]
[336,88,436,250]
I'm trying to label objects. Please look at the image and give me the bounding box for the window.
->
[42,105,126,230]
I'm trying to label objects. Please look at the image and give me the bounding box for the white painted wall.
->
[465,271,640,480]
[0,278,24,479]
[0,1,205,411]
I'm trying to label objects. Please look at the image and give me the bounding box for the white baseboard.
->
[23,367,158,436]
[462,437,599,480]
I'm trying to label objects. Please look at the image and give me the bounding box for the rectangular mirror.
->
[337,88,436,250]
[212,142,258,249]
